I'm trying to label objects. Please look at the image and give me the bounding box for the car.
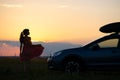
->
[47,22,120,72]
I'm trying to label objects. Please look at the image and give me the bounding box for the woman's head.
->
[19,29,30,43]
[23,29,30,36]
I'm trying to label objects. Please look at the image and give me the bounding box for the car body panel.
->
[47,33,120,70]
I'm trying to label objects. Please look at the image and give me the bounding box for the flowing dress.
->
[20,37,44,61]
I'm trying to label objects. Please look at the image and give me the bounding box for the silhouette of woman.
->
[19,29,44,72]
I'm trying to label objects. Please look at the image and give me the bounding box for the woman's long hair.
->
[19,32,24,44]
[19,32,24,54]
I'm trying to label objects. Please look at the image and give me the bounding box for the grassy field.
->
[0,57,120,80]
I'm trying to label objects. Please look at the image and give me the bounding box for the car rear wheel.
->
[64,60,80,73]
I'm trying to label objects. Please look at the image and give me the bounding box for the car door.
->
[85,38,120,67]
[98,38,120,66]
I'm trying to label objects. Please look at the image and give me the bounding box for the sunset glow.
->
[0,0,120,44]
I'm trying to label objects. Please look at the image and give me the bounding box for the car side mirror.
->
[90,44,100,51]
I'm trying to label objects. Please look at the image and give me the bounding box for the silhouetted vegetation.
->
[0,57,120,80]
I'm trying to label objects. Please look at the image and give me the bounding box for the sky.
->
[0,0,120,44]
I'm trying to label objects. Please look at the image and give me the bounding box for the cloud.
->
[0,4,23,8]
[0,43,9,47]
[59,5,69,8]
[0,41,80,56]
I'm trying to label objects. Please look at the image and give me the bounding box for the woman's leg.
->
[23,60,31,73]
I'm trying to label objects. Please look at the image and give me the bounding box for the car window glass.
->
[98,39,118,48]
